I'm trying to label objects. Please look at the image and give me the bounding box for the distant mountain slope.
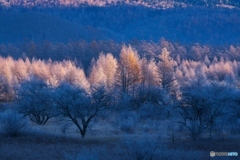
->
[0,0,239,9]
[44,6,240,45]
[0,0,185,9]
[0,11,122,43]
[120,7,240,44]
[175,0,240,7]
[1,6,240,45]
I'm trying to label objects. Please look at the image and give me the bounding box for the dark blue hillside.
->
[1,6,240,45]
[0,11,123,43]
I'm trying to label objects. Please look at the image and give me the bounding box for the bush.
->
[121,138,162,160]
[120,138,203,160]
[0,111,28,137]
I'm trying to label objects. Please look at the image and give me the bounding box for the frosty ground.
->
[0,120,239,160]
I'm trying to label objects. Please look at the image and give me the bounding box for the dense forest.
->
[0,45,240,139]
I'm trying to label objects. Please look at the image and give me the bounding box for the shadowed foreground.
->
[0,132,239,160]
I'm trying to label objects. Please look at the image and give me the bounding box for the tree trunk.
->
[80,125,87,138]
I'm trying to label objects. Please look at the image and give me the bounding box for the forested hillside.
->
[1,6,240,45]
[1,0,240,8]
[175,0,240,7]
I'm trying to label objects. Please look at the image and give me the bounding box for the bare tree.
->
[178,83,229,141]
[228,89,240,126]
[17,78,55,125]
[54,83,111,138]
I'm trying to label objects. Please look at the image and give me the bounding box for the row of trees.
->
[0,45,181,100]
[17,80,111,138]
[1,39,240,70]
[0,45,240,139]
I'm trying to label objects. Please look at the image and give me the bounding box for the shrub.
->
[121,138,163,160]
[0,111,28,137]
[120,138,203,160]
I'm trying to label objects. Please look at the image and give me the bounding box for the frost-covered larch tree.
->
[89,53,118,89]
[116,45,142,97]
[158,47,179,100]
